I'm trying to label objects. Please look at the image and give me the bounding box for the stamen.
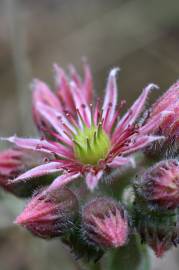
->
[73,121,110,165]
[76,107,86,128]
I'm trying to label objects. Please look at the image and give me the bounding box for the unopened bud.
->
[134,207,179,257]
[82,197,129,249]
[135,159,179,209]
[15,187,79,239]
[0,148,54,197]
[145,81,179,157]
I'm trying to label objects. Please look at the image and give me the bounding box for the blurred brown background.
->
[0,0,179,269]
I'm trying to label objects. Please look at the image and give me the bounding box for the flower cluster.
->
[0,62,179,261]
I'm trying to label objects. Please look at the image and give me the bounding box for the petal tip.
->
[147,83,159,91]
[110,67,120,77]
[0,135,16,143]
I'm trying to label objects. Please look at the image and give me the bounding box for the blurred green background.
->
[0,0,179,269]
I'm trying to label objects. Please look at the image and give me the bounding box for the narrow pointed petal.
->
[102,68,119,131]
[122,135,164,155]
[69,65,82,87]
[139,111,174,135]
[32,79,62,110]
[86,171,103,191]
[2,136,73,159]
[70,82,91,127]
[11,162,62,183]
[113,84,158,138]
[36,102,74,144]
[82,63,93,104]
[53,64,75,111]
[47,172,80,192]
[108,156,135,169]
[1,136,46,151]
[150,81,179,117]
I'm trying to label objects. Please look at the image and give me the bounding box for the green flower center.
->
[73,124,110,165]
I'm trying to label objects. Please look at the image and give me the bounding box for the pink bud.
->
[145,81,179,157]
[149,235,173,257]
[0,148,53,197]
[82,197,129,248]
[139,223,174,257]
[15,187,79,239]
[136,159,179,209]
[0,148,24,192]
[136,210,178,258]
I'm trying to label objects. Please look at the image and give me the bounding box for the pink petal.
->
[2,136,73,159]
[11,162,62,183]
[82,63,93,104]
[107,156,135,169]
[1,136,46,151]
[151,81,179,117]
[69,65,82,87]
[139,111,174,135]
[53,64,75,111]
[86,170,103,191]
[102,68,119,132]
[122,135,164,155]
[113,84,158,139]
[70,82,91,127]
[47,172,80,192]
[94,99,101,125]
[32,79,62,110]
[36,102,74,145]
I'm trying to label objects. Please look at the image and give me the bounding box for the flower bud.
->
[145,81,179,157]
[134,206,179,257]
[0,148,54,197]
[15,187,79,239]
[82,197,129,249]
[0,148,25,193]
[0,148,23,178]
[135,159,179,209]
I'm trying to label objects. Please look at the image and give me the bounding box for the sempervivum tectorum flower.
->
[135,159,179,210]
[15,187,79,239]
[82,197,129,248]
[145,81,179,157]
[2,64,167,191]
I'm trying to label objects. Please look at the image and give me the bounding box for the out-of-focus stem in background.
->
[5,0,32,135]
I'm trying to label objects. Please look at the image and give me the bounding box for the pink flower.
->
[82,197,129,248]
[3,64,166,191]
[15,187,79,239]
[145,81,179,157]
[135,159,179,209]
